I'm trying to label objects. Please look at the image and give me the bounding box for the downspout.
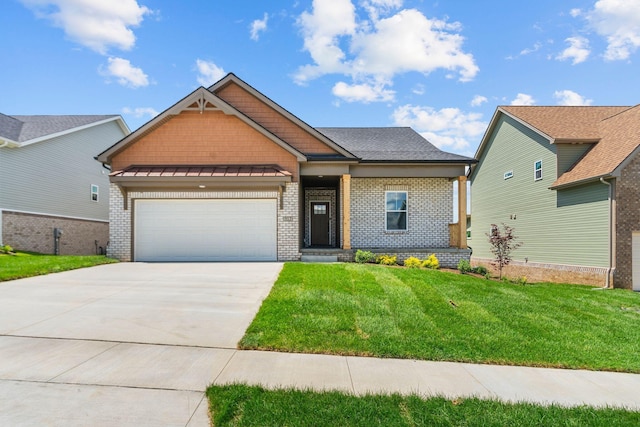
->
[600,177,613,289]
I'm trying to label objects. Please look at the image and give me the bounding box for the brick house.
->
[469,105,640,289]
[0,114,129,255]
[96,74,474,265]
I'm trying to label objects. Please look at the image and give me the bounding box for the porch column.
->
[457,175,467,249]
[342,174,351,250]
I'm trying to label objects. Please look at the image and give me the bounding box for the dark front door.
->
[311,202,330,246]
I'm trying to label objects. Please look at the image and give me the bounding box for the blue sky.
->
[2,0,640,157]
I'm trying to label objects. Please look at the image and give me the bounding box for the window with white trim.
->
[534,160,542,181]
[385,191,407,231]
[90,184,99,202]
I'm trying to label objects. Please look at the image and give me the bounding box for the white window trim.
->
[91,184,99,202]
[385,190,408,231]
[534,160,542,181]
[504,170,513,180]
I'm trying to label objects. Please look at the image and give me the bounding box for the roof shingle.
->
[1,115,117,143]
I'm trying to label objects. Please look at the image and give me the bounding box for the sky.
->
[2,0,640,158]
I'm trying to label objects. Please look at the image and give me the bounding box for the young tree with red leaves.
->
[486,223,522,280]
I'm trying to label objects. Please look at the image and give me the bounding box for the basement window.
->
[91,184,99,202]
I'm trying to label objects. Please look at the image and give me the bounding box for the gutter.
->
[599,177,613,289]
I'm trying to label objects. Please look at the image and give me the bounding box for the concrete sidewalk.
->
[2,337,639,426]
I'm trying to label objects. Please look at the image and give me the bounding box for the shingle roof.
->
[317,127,475,163]
[500,106,628,141]
[1,115,117,143]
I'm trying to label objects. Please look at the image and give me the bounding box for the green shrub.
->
[376,254,397,266]
[404,257,422,268]
[355,250,376,264]
[457,259,472,273]
[473,265,488,275]
[421,254,440,270]
[1,244,13,254]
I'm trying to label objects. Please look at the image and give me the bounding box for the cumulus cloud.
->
[470,95,487,107]
[556,36,590,64]
[250,13,268,41]
[332,80,395,102]
[21,0,150,54]
[103,57,149,88]
[511,93,536,106]
[195,59,226,86]
[554,90,593,106]
[392,104,487,155]
[122,106,158,118]
[295,0,478,103]
[586,0,640,60]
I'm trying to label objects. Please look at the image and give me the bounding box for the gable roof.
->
[0,114,127,148]
[318,127,476,163]
[474,105,640,189]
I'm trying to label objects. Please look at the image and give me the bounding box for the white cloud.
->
[570,8,582,18]
[511,93,536,106]
[470,95,487,107]
[520,42,542,56]
[122,106,158,118]
[586,0,640,60]
[21,0,150,54]
[195,59,226,86]
[295,0,478,103]
[392,104,487,155]
[556,36,590,64]
[250,13,268,41]
[553,90,593,106]
[103,57,148,88]
[332,81,395,102]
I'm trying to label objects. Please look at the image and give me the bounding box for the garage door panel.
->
[134,199,277,262]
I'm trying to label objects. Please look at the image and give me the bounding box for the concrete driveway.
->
[0,262,283,427]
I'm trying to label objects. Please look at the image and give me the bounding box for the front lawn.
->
[207,384,640,426]
[0,252,117,281]
[240,263,640,372]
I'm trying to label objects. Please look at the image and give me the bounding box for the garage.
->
[134,199,277,262]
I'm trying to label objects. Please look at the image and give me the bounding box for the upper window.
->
[385,191,407,231]
[90,184,99,202]
[534,160,542,181]
[504,170,513,180]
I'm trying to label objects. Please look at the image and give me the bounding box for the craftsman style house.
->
[97,74,475,265]
[469,105,640,290]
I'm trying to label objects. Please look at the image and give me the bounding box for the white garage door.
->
[134,199,277,262]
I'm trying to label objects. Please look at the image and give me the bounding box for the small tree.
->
[486,223,522,279]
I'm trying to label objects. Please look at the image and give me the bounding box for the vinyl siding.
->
[556,144,591,176]
[469,115,609,268]
[0,121,125,221]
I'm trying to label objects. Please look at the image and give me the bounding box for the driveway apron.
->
[0,262,283,427]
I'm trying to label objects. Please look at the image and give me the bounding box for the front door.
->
[311,202,330,246]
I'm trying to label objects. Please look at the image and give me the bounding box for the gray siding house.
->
[469,105,640,290]
[0,114,130,255]
[97,73,475,265]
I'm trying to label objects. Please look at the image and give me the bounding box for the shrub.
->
[473,265,488,275]
[457,259,472,274]
[376,254,397,266]
[1,244,13,254]
[404,257,422,268]
[355,250,376,264]
[421,254,440,270]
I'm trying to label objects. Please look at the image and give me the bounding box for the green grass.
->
[240,263,640,372]
[0,252,117,281]
[207,384,640,426]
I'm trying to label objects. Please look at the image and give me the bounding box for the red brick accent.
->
[111,111,300,180]
[2,211,108,255]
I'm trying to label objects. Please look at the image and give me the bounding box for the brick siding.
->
[2,210,108,255]
[614,153,640,289]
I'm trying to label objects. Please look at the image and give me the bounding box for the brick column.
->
[458,175,467,249]
[342,174,351,250]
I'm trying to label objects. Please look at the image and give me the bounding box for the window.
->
[90,184,99,202]
[313,204,327,215]
[504,170,513,180]
[534,160,542,181]
[385,191,407,231]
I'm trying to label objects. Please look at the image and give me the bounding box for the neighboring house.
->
[0,114,130,255]
[96,73,474,265]
[469,105,640,290]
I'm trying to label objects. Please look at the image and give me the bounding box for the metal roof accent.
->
[111,165,292,178]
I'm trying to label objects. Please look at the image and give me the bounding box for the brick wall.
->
[108,183,300,261]
[304,188,337,246]
[350,177,452,248]
[614,154,640,289]
[2,210,108,255]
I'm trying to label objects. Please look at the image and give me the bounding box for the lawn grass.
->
[0,252,117,281]
[207,384,640,426]
[240,263,640,372]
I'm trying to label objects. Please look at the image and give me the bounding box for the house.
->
[96,73,475,265]
[469,105,640,290]
[0,114,130,255]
